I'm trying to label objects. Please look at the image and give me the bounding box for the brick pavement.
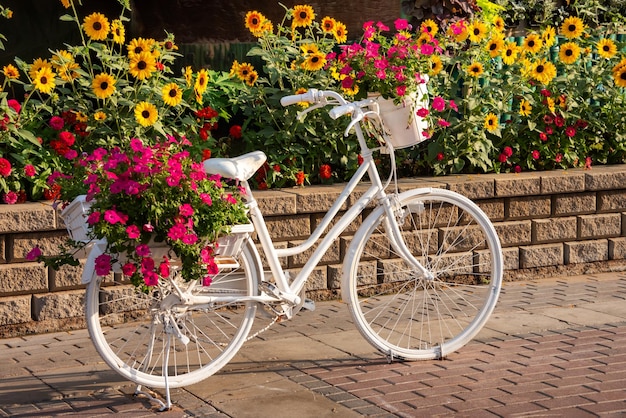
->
[1,272,626,417]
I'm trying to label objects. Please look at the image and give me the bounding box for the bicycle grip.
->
[280,89,318,106]
[329,104,353,120]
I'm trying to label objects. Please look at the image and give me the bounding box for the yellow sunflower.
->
[94,111,106,122]
[91,73,116,99]
[429,55,443,76]
[484,113,498,132]
[2,64,19,79]
[75,111,88,123]
[52,50,79,82]
[183,66,193,86]
[493,16,505,32]
[334,21,347,43]
[235,63,255,81]
[161,82,182,106]
[303,52,326,71]
[613,59,626,87]
[129,51,156,80]
[195,68,209,95]
[466,62,484,77]
[321,16,335,33]
[597,38,617,59]
[530,58,557,84]
[468,20,487,43]
[111,19,125,44]
[501,41,518,65]
[421,19,438,36]
[560,16,585,39]
[519,99,532,117]
[522,33,543,54]
[301,43,319,56]
[245,70,259,86]
[542,26,556,48]
[127,37,155,57]
[134,101,158,127]
[485,36,504,58]
[28,58,51,80]
[416,33,431,48]
[559,42,581,65]
[244,11,266,34]
[545,97,556,113]
[82,12,110,41]
[292,5,315,28]
[33,67,56,94]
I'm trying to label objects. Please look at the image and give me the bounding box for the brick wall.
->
[2,165,626,337]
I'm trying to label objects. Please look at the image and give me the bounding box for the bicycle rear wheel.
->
[85,240,259,389]
[344,188,502,360]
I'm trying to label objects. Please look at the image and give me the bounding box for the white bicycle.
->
[78,89,503,408]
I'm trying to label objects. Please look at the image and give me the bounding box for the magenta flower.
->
[396,85,406,96]
[126,225,140,239]
[179,203,194,217]
[3,191,17,204]
[24,164,37,177]
[182,233,198,245]
[143,271,159,287]
[200,193,213,206]
[532,150,540,160]
[159,258,170,278]
[95,254,112,276]
[135,244,151,257]
[167,223,186,241]
[416,108,429,118]
[394,18,409,31]
[26,246,42,261]
[141,256,155,273]
[432,96,446,112]
[143,223,154,232]
[449,100,459,112]
[503,146,513,157]
[223,194,237,205]
[104,209,127,225]
[87,211,101,225]
[565,126,576,137]
[437,119,450,128]
[121,262,136,276]
[50,116,64,130]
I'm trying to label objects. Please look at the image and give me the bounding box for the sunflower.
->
[33,67,56,94]
[416,33,431,48]
[522,33,542,54]
[542,26,556,48]
[244,11,265,34]
[485,36,504,58]
[195,69,209,95]
[501,41,518,65]
[484,113,498,132]
[82,12,110,41]
[429,55,443,76]
[334,21,347,43]
[519,99,532,117]
[613,59,626,87]
[183,66,193,86]
[559,42,581,65]
[467,20,487,43]
[530,58,556,84]
[545,97,556,113]
[321,16,335,33]
[92,73,116,99]
[129,51,156,80]
[60,0,71,8]
[292,5,315,28]
[597,38,617,59]
[421,19,438,36]
[162,82,182,106]
[2,64,19,79]
[94,111,106,122]
[301,43,319,56]
[111,19,125,44]
[235,63,255,81]
[52,50,79,82]
[560,16,584,39]
[28,58,51,80]
[493,16,505,32]
[245,70,258,86]
[127,37,154,57]
[466,62,484,77]
[303,52,326,71]
[134,101,158,127]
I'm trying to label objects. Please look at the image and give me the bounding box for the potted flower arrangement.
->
[30,135,250,288]
[327,18,442,148]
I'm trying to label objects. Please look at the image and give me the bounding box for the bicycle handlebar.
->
[280,89,321,106]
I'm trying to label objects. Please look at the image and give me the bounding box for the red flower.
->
[503,146,513,157]
[295,170,305,185]
[540,89,551,97]
[229,125,242,139]
[498,153,508,163]
[273,164,281,172]
[43,184,61,200]
[437,152,445,161]
[319,164,332,180]
[199,129,209,141]
[0,157,12,177]
[257,181,268,190]
[195,106,218,119]
[554,115,565,127]
[357,154,364,165]
[555,153,563,163]
[585,157,592,170]
[539,132,548,142]
[514,165,522,173]
[202,149,212,160]
[565,126,576,137]
[59,131,76,146]
[531,150,540,160]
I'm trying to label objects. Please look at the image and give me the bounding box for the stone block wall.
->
[2,165,626,337]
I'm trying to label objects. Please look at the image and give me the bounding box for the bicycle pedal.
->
[301,298,316,312]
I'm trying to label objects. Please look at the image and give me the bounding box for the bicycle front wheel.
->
[85,240,260,389]
[344,188,502,360]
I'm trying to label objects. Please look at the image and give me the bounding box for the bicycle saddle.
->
[203,150,267,181]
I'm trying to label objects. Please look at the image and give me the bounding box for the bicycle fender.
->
[81,240,107,284]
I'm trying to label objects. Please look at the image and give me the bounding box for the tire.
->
[85,239,260,388]
[343,188,503,360]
